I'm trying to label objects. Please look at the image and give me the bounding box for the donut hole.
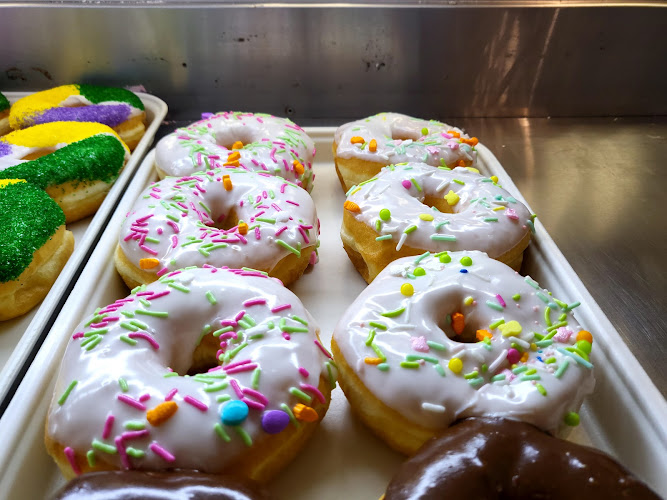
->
[181,332,222,376]
[207,209,239,231]
[390,129,422,142]
[215,128,255,150]
[423,195,455,215]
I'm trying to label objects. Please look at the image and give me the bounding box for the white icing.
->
[47,267,334,473]
[345,163,532,257]
[334,112,477,168]
[333,251,595,435]
[118,168,318,278]
[155,112,316,192]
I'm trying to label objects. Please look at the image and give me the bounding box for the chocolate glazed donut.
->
[385,418,661,500]
[51,471,270,500]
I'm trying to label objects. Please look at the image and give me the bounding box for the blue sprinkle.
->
[460,269,468,274]
[221,400,249,426]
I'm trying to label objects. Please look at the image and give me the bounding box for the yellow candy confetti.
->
[498,320,522,337]
[448,358,463,374]
[490,176,498,184]
[400,283,414,296]
[419,213,434,221]
[464,296,474,306]
[444,190,460,206]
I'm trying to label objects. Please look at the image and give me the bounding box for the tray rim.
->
[0,91,168,410]
[0,129,665,498]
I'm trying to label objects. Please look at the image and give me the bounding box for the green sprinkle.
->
[120,311,135,318]
[58,380,78,405]
[377,363,390,371]
[255,217,276,224]
[491,374,506,382]
[371,343,387,362]
[564,411,580,426]
[291,315,309,326]
[545,357,556,364]
[381,307,405,318]
[546,321,568,332]
[536,291,550,303]
[168,283,191,293]
[375,234,393,241]
[368,321,387,330]
[489,319,505,329]
[365,329,376,346]
[512,365,529,374]
[216,394,232,403]
[163,372,179,378]
[557,347,593,368]
[289,387,312,402]
[86,450,96,467]
[554,359,571,378]
[512,294,521,301]
[91,439,117,454]
[251,368,261,389]
[564,301,581,311]
[485,300,504,312]
[125,447,145,458]
[233,427,253,446]
[426,341,447,351]
[404,224,417,234]
[276,239,301,256]
[431,234,457,241]
[118,378,129,392]
[411,178,422,192]
[468,377,485,387]
[120,334,137,345]
[535,339,553,347]
[213,326,233,337]
[135,309,169,318]
[525,277,540,289]
[400,361,420,369]
[536,384,547,396]
[120,322,139,332]
[129,319,148,330]
[520,374,541,381]
[203,381,229,392]
[483,217,499,222]
[464,370,479,379]
[124,421,145,430]
[85,336,103,350]
[214,423,231,442]
[326,361,337,388]
[406,354,438,364]
[280,403,300,427]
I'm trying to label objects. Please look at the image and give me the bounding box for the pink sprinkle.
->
[235,310,246,322]
[225,359,252,370]
[314,340,333,359]
[225,363,258,374]
[137,214,154,223]
[496,294,507,308]
[507,348,521,364]
[139,244,158,256]
[410,336,430,353]
[505,208,519,220]
[441,132,453,139]
[120,430,149,442]
[117,394,146,411]
[448,141,460,150]
[196,152,202,166]
[149,192,160,199]
[271,304,291,313]
[275,226,288,236]
[280,183,287,194]
[298,226,310,243]
[242,398,265,411]
[230,379,244,398]
[270,147,278,163]
[150,442,175,463]
[401,179,412,189]
[102,414,115,439]
[184,395,208,412]
[72,332,84,340]
[255,226,261,240]
[309,251,318,266]
[298,367,310,378]
[167,221,180,234]
[243,298,267,307]
[300,383,326,404]
[139,393,151,402]
[219,331,239,341]
[64,447,81,475]
[426,146,439,155]
[136,291,154,296]
[116,437,131,469]
[286,200,299,206]
[242,388,269,405]
[285,123,302,131]
[237,233,247,244]
[165,388,178,401]
[146,289,171,301]
[128,332,160,350]
[553,327,574,343]
[283,332,291,340]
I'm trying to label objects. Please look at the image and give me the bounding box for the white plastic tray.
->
[0,92,168,405]
[0,128,664,499]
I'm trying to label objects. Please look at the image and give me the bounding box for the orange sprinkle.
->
[350,136,364,144]
[369,139,378,152]
[293,160,305,175]
[139,258,159,270]
[447,130,461,139]
[455,159,466,167]
[476,329,492,341]
[452,312,465,335]
[344,200,361,213]
[461,137,479,147]
[293,403,318,423]
[364,357,383,365]
[147,401,178,426]
[520,351,529,363]
[238,222,248,235]
[232,141,244,150]
[223,175,233,191]
[227,151,241,162]
[576,330,593,344]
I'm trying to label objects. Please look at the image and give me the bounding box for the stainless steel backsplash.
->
[1,5,665,121]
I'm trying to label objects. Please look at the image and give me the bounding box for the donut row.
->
[34,110,658,498]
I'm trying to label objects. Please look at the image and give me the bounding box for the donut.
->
[0,179,74,321]
[333,112,478,192]
[114,168,319,289]
[46,266,336,482]
[341,162,533,283]
[8,84,146,150]
[332,251,595,455]
[51,471,270,500]
[384,417,661,499]
[0,92,9,135]
[155,112,315,191]
[0,121,130,222]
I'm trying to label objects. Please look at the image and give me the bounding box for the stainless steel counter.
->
[457,117,667,397]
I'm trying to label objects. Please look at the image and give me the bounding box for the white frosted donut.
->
[46,267,336,481]
[114,167,319,289]
[155,112,316,192]
[341,163,533,282]
[333,112,478,191]
[332,251,596,455]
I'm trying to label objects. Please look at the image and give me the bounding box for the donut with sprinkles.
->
[341,162,533,282]
[0,92,10,136]
[9,84,146,150]
[0,121,129,222]
[0,179,74,321]
[155,112,316,192]
[115,168,319,289]
[46,266,335,481]
[332,251,595,455]
[333,112,478,192]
